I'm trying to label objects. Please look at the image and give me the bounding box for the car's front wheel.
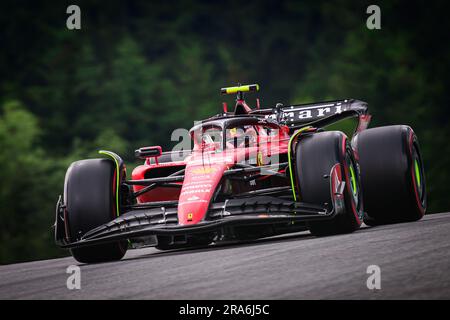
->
[64,158,127,263]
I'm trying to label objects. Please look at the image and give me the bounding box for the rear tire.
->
[295,131,363,236]
[353,125,426,225]
[64,159,127,263]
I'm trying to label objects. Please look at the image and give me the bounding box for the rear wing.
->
[255,99,370,131]
[195,98,371,135]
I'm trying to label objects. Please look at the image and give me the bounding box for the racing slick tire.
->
[64,159,127,263]
[353,125,426,225]
[295,131,363,236]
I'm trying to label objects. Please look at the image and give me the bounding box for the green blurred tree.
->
[0,101,67,263]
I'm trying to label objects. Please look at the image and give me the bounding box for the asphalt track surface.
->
[1,212,450,299]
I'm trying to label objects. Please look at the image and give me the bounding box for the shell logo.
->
[191,167,217,174]
[229,127,237,137]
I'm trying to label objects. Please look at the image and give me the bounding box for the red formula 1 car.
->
[55,84,427,263]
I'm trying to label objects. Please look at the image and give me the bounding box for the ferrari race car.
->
[55,84,427,263]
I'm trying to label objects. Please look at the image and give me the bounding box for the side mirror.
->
[135,146,162,164]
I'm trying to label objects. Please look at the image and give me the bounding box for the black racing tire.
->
[295,131,363,236]
[64,159,127,263]
[353,125,426,225]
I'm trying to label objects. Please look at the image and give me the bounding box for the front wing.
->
[55,195,344,249]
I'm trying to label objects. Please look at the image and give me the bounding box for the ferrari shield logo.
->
[257,151,263,166]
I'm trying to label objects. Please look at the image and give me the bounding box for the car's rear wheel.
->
[294,131,363,236]
[64,159,127,263]
[353,125,426,225]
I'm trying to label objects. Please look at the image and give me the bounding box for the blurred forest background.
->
[0,0,449,264]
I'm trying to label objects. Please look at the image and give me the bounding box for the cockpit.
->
[190,118,284,152]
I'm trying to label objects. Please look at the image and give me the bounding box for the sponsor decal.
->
[266,103,348,122]
[181,189,211,196]
[179,200,208,205]
[189,157,232,166]
[183,183,212,190]
[190,174,212,181]
[191,167,217,174]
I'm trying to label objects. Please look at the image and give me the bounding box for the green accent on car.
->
[288,126,312,201]
[414,159,421,187]
[349,164,357,196]
[99,150,120,217]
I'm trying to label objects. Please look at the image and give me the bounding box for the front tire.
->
[294,131,363,236]
[64,159,127,263]
[353,125,426,225]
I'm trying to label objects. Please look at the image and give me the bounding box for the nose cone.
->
[177,163,228,225]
